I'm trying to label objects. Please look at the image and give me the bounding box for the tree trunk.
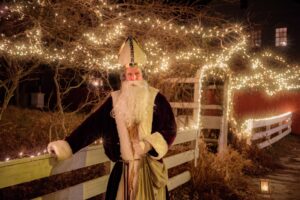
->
[53,64,67,136]
[0,75,20,120]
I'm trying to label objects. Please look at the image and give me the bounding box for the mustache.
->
[129,82,139,86]
[122,80,147,88]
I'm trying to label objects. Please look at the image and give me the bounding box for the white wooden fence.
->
[0,128,199,199]
[246,112,292,149]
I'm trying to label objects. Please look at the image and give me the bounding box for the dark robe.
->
[65,92,177,199]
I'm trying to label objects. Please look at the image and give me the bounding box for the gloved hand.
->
[47,140,73,160]
[133,140,151,159]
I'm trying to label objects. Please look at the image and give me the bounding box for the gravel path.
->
[251,134,300,200]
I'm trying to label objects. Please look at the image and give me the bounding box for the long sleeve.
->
[65,96,113,153]
[148,92,177,158]
[153,92,177,145]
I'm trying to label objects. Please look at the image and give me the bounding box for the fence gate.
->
[167,70,229,154]
[200,77,228,154]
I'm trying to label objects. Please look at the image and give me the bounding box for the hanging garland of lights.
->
[1,0,300,162]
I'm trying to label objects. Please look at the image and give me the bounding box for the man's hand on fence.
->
[47,140,73,160]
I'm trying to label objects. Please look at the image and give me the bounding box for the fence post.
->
[288,115,292,130]
[194,129,200,167]
[266,125,271,141]
[279,121,283,136]
[246,119,253,145]
[193,70,201,166]
[193,69,201,124]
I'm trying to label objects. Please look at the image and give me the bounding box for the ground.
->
[169,134,300,200]
[250,134,300,200]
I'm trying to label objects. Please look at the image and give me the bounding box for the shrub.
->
[189,140,258,200]
[0,106,85,161]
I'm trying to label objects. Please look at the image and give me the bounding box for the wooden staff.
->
[125,123,139,200]
[124,161,129,200]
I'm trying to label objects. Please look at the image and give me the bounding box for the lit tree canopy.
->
[0,0,245,74]
[0,0,300,141]
[0,0,299,92]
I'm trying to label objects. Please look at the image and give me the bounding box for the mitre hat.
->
[118,36,147,68]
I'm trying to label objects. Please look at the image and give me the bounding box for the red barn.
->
[233,90,300,135]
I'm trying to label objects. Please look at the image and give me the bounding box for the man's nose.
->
[132,75,137,80]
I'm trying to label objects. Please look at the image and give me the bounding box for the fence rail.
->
[0,128,198,199]
[247,112,292,149]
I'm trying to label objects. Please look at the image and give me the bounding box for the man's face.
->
[125,66,143,81]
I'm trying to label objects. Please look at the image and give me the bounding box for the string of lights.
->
[231,52,300,96]
[0,1,245,74]
[2,139,103,162]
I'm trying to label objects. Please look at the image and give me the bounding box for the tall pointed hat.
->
[118,36,147,68]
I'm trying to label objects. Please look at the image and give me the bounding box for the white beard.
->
[114,80,149,128]
[114,80,151,200]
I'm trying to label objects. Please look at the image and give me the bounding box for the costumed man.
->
[47,36,177,200]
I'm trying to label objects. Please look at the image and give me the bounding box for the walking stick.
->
[124,162,129,200]
[125,124,138,200]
